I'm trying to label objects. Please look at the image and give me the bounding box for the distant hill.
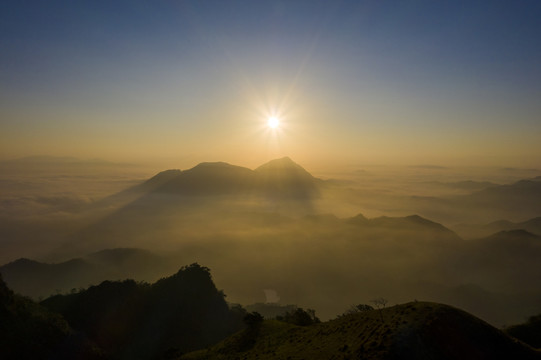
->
[0,248,174,299]
[27,157,320,222]
[253,157,320,199]
[346,213,461,241]
[438,230,541,295]
[156,162,255,196]
[459,178,541,213]
[453,217,541,239]
[0,257,96,299]
[180,301,540,360]
[483,229,541,242]
[135,169,183,192]
[404,176,541,224]
[400,178,541,225]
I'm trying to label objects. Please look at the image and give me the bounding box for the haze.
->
[1,0,541,337]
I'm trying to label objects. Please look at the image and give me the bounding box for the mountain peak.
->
[187,161,254,176]
[267,156,294,164]
[191,161,235,169]
[256,156,295,168]
[255,157,313,177]
[252,157,318,199]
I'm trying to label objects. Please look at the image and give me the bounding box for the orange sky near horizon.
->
[1,1,540,170]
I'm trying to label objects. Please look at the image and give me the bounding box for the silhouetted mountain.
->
[81,158,320,218]
[41,264,245,359]
[439,230,541,294]
[254,157,320,199]
[484,229,540,242]
[347,214,460,240]
[0,273,102,359]
[520,217,541,234]
[372,214,454,232]
[462,178,541,211]
[156,162,255,196]
[402,176,541,224]
[100,157,319,199]
[0,257,96,299]
[136,169,183,192]
[136,157,321,198]
[0,248,174,299]
[486,219,516,230]
[180,302,540,360]
[57,158,321,253]
[347,212,369,225]
[454,217,541,239]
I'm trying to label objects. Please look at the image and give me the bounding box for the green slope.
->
[180,302,540,360]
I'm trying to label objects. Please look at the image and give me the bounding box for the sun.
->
[267,116,280,129]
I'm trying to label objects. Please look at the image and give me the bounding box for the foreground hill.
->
[181,302,540,360]
[0,274,102,359]
[41,263,245,359]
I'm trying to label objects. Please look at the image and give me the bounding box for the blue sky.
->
[1,0,540,167]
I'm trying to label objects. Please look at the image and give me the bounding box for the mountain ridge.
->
[453,217,541,239]
[119,157,320,198]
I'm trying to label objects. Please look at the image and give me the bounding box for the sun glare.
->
[267,116,280,129]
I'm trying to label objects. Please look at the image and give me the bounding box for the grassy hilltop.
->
[181,301,540,360]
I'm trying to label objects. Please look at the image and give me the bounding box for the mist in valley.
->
[1,156,540,327]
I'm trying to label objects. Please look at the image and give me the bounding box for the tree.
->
[371,297,388,322]
[243,312,264,328]
[281,307,320,326]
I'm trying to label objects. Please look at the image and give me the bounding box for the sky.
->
[1,0,540,169]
